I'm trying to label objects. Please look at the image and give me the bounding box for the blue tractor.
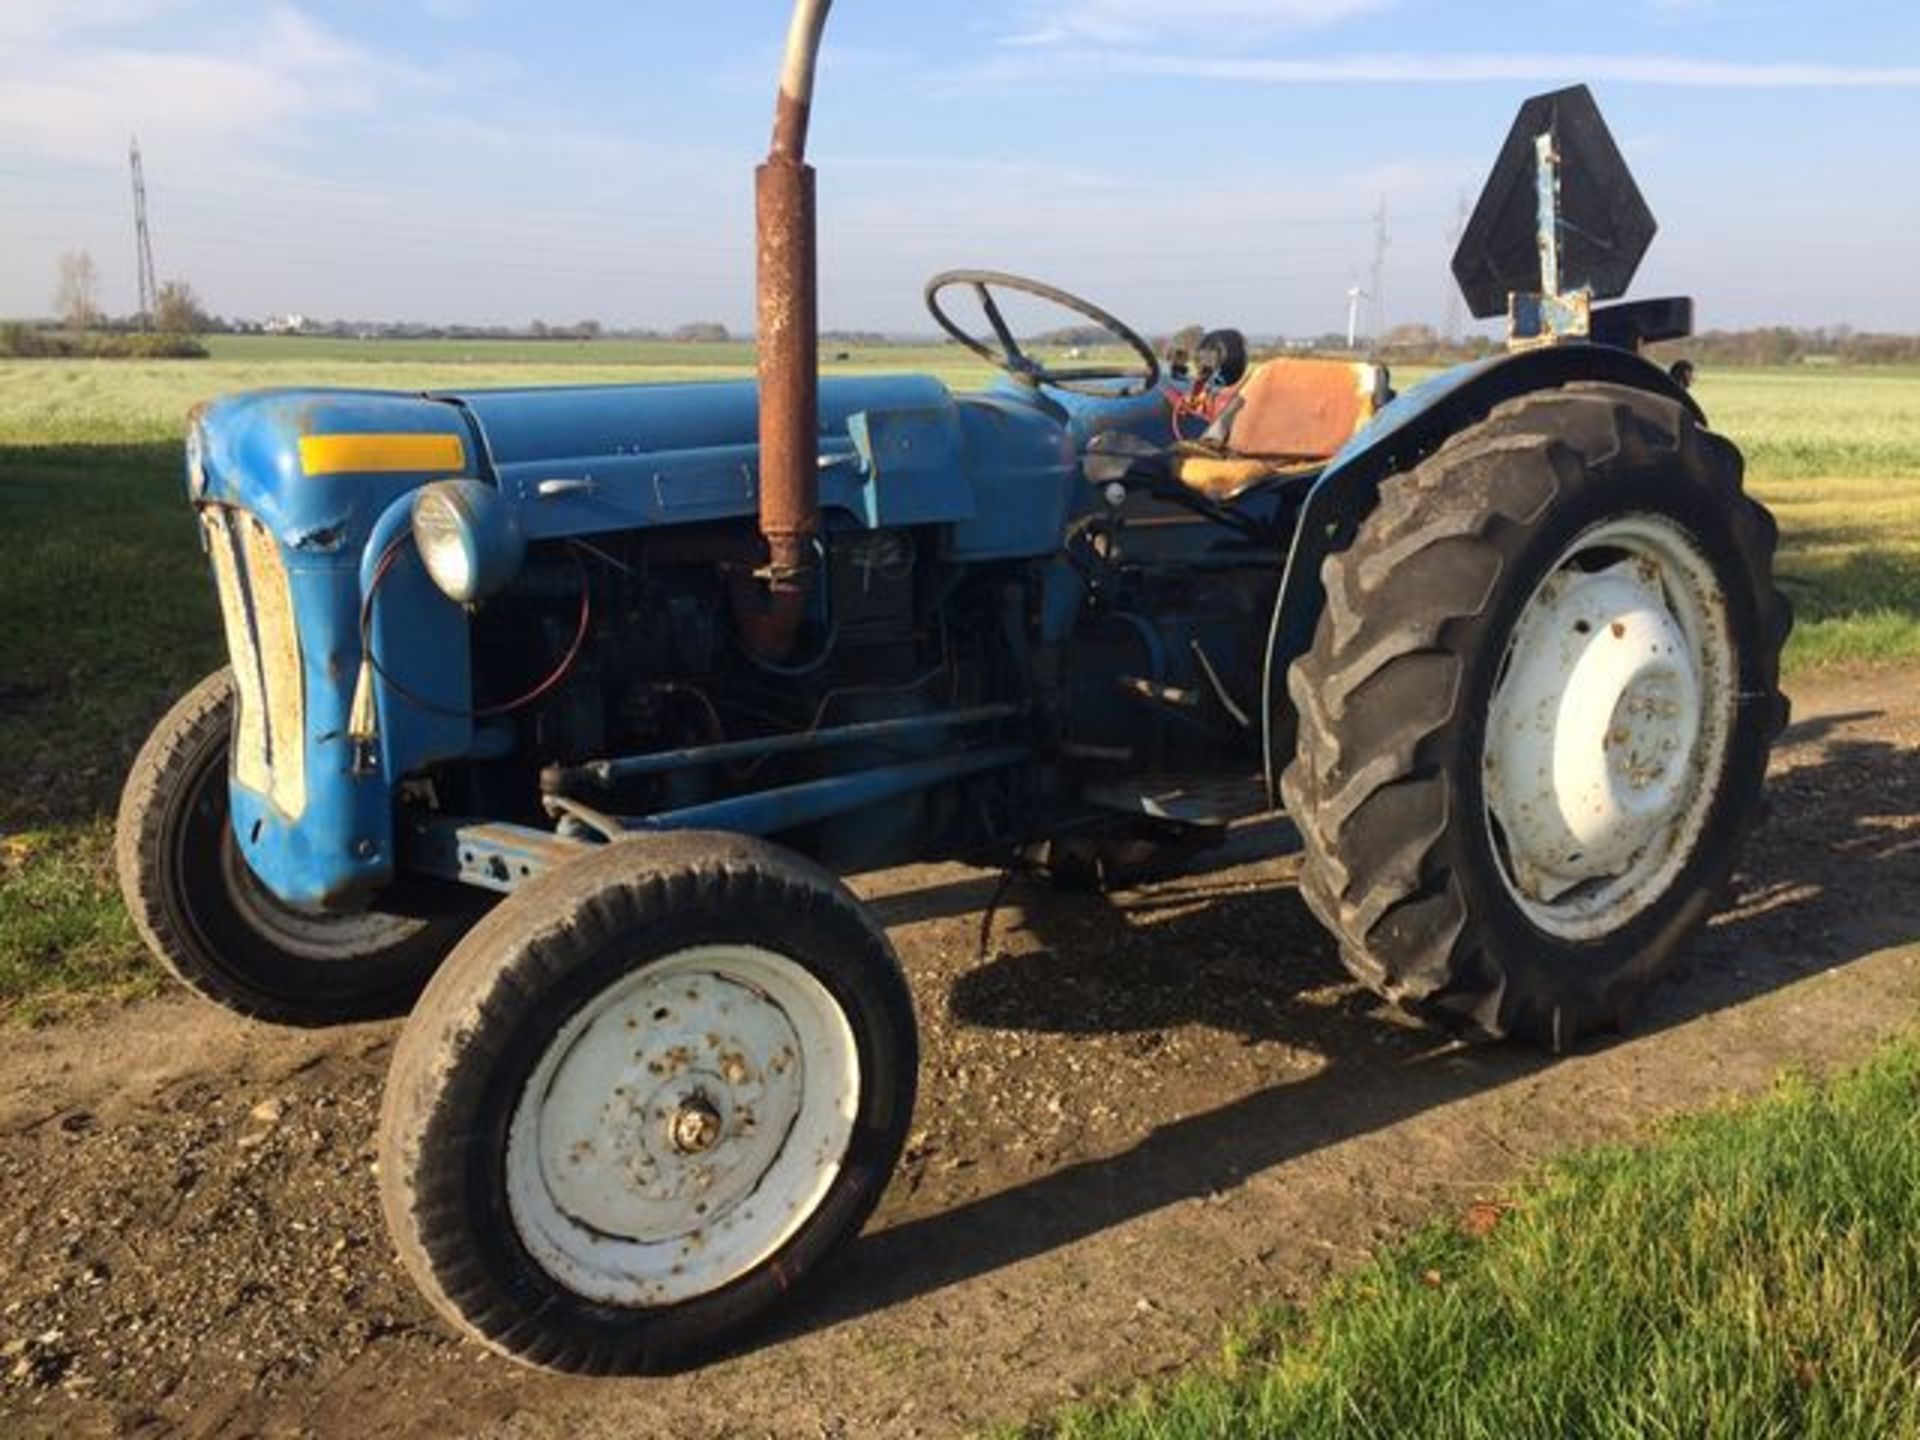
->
[117,0,1787,1374]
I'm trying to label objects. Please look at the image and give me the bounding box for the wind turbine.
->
[1345,285,1368,350]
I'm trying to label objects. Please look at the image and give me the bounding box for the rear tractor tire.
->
[377,831,919,1374]
[115,669,476,1025]
[1281,382,1790,1048]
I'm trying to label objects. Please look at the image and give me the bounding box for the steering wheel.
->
[925,270,1160,398]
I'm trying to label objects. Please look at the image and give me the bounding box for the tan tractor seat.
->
[1173,358,1388,501]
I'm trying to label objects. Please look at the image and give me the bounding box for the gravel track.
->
[1,668,1916,1439]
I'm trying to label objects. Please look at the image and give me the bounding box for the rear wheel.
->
[114,669,475,1024]
[1281,383,1790,1047]
[377,831,918,1374]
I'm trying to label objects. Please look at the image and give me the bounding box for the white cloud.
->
[0,0,188,49]
[1084,50,1920,88]
[1005,0,1392,47]
[0,4,426,169]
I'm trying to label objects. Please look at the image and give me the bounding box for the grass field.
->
[1014,1035,1920,1440]
[0,336,1002,446]
[1693,366,1920,668]
[0,345,1917,1020]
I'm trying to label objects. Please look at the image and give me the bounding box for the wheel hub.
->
[1483,524,1726,934]
[532,968,803,1241]
[668,1094,724,1155]
[505,944,859,1307]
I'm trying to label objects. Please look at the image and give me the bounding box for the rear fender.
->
[1259,344,1703,801]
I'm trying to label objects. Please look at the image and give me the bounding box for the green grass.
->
[0,354,1915,1017]
[1688,368,1920,670]
[0,823,150,1022]
[1017,1037,1920,1440]
[0,337,1006,447]
[0,440,226,1018]
[197,333,777,365]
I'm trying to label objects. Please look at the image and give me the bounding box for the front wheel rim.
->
[505,944,861,1307]
[1481,513,1736,942]
[202,777,425,960]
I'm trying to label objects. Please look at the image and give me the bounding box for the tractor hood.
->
[196,374,1080,562]
[188,374,1078,908]
[194,374,982,546]
[192,387,482,552]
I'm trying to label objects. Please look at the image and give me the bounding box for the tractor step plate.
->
[1082,773,1271,827]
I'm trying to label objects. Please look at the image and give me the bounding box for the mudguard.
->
[1259,343,1704,801]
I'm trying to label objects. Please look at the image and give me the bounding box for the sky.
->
[2,0,1917,337]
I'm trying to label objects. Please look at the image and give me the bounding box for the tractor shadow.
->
[784,719,1920,1340]
[0,442,220,831]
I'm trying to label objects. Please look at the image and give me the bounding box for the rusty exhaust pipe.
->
[738,0,831,659]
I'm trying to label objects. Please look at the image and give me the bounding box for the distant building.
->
[262,313,308,335]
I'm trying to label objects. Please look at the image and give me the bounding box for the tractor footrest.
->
[1082,773,1270,828]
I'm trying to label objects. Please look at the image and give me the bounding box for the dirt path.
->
[2,668,1917,1439]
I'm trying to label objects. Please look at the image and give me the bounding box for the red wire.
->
[359,535,591,721]
[475,566,591,717]
[1164,383,1195,443]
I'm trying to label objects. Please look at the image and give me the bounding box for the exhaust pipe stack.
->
[753,0,830,613]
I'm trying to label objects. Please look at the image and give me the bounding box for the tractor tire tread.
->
[1281,383,1789,1046]
[379,830,917,1376]
[114,667,473,1025]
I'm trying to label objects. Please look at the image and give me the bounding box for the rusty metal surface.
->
[753,0,832,613]
[770,0,831,162]
[729,558,808,658]
[755,158,820,594]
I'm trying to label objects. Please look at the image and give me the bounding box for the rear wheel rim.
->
[1481,513,1736,942]
[505,944,861,1307]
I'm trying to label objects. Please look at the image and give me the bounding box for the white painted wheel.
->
[1284,383,1786,1045]
[1482,514,1736,941]
[380,833,916,1373]
[505,943,860,1307]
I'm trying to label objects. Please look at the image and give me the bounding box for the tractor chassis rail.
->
[411,744,1030,895]
[540,701,1025,794]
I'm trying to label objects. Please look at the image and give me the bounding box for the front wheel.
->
[1282,383,1790,1048]
[114,669,477,1025]
[377,831,918,1374]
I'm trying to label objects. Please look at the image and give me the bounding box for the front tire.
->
[114,669,475,1025]
[1281,383,1790,1048]
[377,831,918,1374]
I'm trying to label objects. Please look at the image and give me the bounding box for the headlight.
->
[411,480,524,603]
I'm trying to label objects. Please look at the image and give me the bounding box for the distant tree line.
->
[1,248,211,357]
[1647,327,1920,367]
[13,246,1920,367]
[1256,321,1920,369]
[0,323,206,359]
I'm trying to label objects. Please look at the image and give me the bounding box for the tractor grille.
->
[201,506,307,819]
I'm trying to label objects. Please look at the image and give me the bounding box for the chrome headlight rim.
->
[410,479,525,604]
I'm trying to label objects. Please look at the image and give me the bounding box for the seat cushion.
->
[1169,451,1319,501]
[1168,357,1386,501]
[1219,357,1387,460]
